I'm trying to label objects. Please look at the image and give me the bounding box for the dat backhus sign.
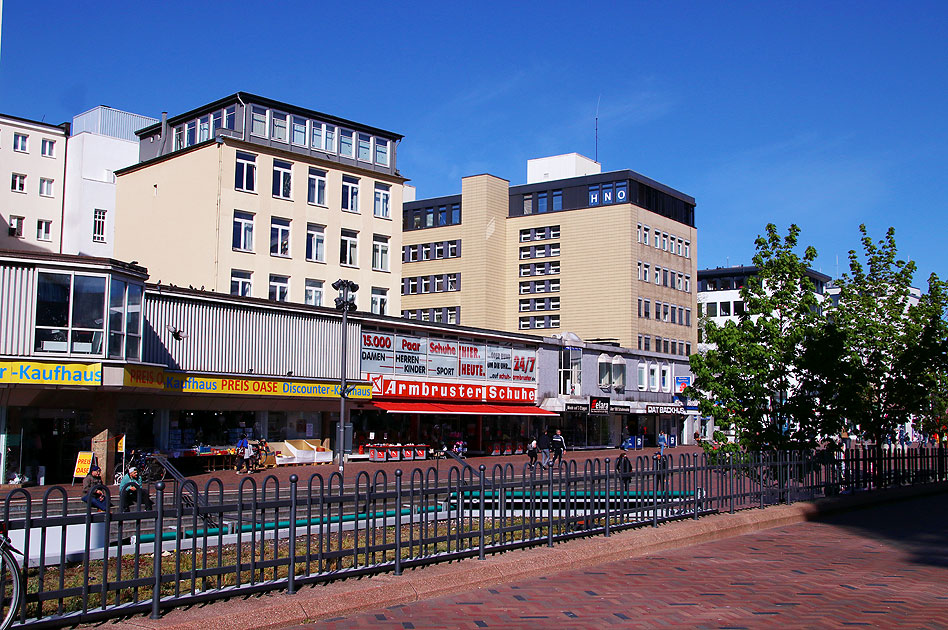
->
[361,333,537,402]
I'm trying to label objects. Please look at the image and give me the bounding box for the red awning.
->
[371,401,556,416]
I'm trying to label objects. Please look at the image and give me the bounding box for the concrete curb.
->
[116,481,948,630]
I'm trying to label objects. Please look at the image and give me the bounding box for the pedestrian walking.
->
[236,434,252,473]
[527,437,538,469]
[658,431,668,456]
[538,431,551,469]
[615,449,633,490]
[551,429,566,466]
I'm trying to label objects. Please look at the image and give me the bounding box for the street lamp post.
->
[332,279,358,476]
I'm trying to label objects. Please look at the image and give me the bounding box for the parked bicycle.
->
[113,450,167,485]
[0,523,23,630]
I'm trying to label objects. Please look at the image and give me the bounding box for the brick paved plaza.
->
[289,493,948,629]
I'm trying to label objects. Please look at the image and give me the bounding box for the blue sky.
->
[2,1,945,285]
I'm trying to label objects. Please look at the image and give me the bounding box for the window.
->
[654,267,661,284]
[235,151,256,192]
[706,302,718,317]
[307,168,326,205]
[537,192,548,213]
[520,299,531,312]
[520,247,531,260]
[550,226,560,238]
[598,355,612,388]
[272,159,292,199]
[637,224,642,243]
[734,301,745,316]
[92,209,107,243]
[559,347,582,395]
[339,129,354,157]
[107,281,142,360]
[291,117,307,145]
[9,216,24,237]
[357,133,372,161]
[677,273,683,290]
[371,287,388,315]
[198,116,210,142]
[643,264,650,282]
[435,242,445,258]
[520,282,531,295]
[268,274,289,302]
[649,364,659,391]
[655,232,660,248]
[638,363,647,390]
[11,173,26,192]
[644,299,650,319]
[342,176,360,212]
[39,178,54,197]
[305,279,323,306]
[41,138,55,157]
[523,195,532,214]
[375,138,389,165]
[661,365,670,392]
[34,272,106,355]
[447,274,458,291]
[684,276,691,293]
[720,301,731,316]
[549,261,560,274]
[251,106,268,136]
[684,241,690,258]
[212,110,222,133]
[271,112,288,142]
[372,235,390,271]
[663,303,670,322]
[677,239,683,256]
[686,308,692,326]
[644,336,650,351]
[233,211,254,251]
[612,357,626,391]
[447,308,458,324]
[550,279,560,291]
[421,276,431,293]
[340,229,358,266]
[36,220,52,241]
[306,223,325,262]
[447,241,458,257]
[550,297,560,309]
[270,217,290,257]
[374,183,391,218]
[407,245,419,262]
[173,127,184,151]
[225,106,237,129]
[13,133,28,152]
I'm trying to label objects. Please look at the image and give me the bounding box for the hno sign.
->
[588,181,629,207]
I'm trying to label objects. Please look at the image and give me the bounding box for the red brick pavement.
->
[285,492,948,630]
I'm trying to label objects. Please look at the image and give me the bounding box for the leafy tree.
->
[901,273,948,438]
[687,224,834,451]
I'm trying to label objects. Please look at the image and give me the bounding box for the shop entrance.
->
[5,407,92,485]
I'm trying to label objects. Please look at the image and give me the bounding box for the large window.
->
[250,106,268,137]
[342,176,360,212]
[558,347,582,395]
[108,280,143,360]
[371,287,388,315]
[357,133,372,161]
[374,183,390,218]
[233,211,254,251]
[269,274,289,302]
[375,139,389,165]
[305,279,323,306]
[34,272,107,355]
[307,168,326,205]
[270,217,290,257]
[339,129,354,157]
[272,159,292,199]
[92,209,107,243]
[235,151,256,192]
[372,235,390,271]
[306,223,325,262]
[340,229,358,266]
[231,270,252,297]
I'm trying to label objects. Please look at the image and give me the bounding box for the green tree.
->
[687,224,834,451]
[901,273,948,438]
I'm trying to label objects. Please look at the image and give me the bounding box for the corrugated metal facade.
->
[0,264,34,356]
[71,107,158,142]
[143,291,358,380]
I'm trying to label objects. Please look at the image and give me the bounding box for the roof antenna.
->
[595,95,601,163]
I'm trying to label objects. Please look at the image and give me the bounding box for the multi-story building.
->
[400,154,698,356]
[114,93,405,314]
[62,106,158,257]
[1,114,70,253]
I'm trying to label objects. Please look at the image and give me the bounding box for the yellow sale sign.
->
[73,451,95,479]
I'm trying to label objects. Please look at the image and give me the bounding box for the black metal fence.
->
[3,446,945,628]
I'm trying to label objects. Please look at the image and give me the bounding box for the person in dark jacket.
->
[615,449,633,490]
[550,429,566,466]
[538,431,551,469]
[81,465,110,511]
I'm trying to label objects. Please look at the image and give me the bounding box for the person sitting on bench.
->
[120,466,154,512]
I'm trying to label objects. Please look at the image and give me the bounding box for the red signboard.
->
[370,375,537,403]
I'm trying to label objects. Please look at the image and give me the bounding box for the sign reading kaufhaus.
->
[646,403,687,415]
[360,332,536,383]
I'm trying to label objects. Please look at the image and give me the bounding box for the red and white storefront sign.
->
[369,375,537,403]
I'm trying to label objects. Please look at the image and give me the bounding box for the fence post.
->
[478,465,486,560]
[604,458,611,537]
[150,481,166,620]
[729,454,735,515]
[395,470,403,575]
[547,462,554,547]
[758,452,765,509]
[652,456,659,528]
[288,475,298,594]
[693,453,699,520]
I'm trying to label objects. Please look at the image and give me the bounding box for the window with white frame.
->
[637,223,642,243]
[374,183,391,218]
[447,241,458,257]
[371,287,388,315]
[649,364,659,391]
[612,357,626,391]
[271,112,288,142]
[312,122,335,151]
[338,129,354,157]
[637,363,647,390]
[41,138,55,157]
[107,279,143,360]
[342,176,360,212]
[186,121,196,146]
[39,178,54,197]
[684,241,690,258]
[661,365,670,392]
[598,354,612,388]
[305,279,323,306]
[224,106,236,130]
[550,279,560,291]
[34,272,107,355]
[268,274,289,302]
[9,216,24,237]
[233,211,254,251]
[291,116,307,145]
[11,173,26,192]
[372,235,389,271]
[270,217,291,257]
[307,168,326,205]
[272,159,292,199]
[306,223,325,262]
[643,226,650,245]
[654,231,660,248]
[375,138,389,165]
[447,274,458,291]
[93,209,107,243]
[13,134,28,152]
[421,276,431,293]
[250,106,268,137]
[173,126,184,151]
[235,151,256,192]
[549,315,560,327]
[36,220,52,241]
[357,133,372,161]
[198,116,210,142]
[684,275,691,292]
[340,229,358,266]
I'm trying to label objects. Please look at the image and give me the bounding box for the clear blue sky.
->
[2,1,945,285]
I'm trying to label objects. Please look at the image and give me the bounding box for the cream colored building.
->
[115,93,405,314]
[1,114,70,253]
[401,155,697,356]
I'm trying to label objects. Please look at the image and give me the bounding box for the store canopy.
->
[370,401,557,416]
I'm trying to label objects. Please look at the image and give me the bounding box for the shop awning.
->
[370,402,557,416]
